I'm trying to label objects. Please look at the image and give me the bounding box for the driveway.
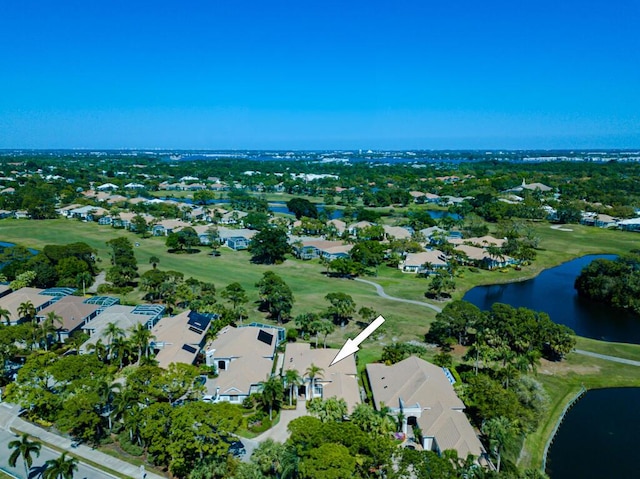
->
[254,400,308,444]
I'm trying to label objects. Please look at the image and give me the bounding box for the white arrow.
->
[330,315,386,366]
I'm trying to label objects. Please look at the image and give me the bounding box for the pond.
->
[546,388,640,478]
[463,255,640,344]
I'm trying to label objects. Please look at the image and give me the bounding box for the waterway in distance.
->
[463,254,640,344]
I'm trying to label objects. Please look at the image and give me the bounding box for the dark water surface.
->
[463,255,640,344]
[546,388,640,478]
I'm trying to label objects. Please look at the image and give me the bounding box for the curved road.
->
[574,349,640,366]
[354,278,443,313]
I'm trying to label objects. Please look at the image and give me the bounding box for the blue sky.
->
[0,0,638,149]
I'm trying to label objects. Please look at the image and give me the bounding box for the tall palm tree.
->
[259,375,285,421]
[76,271,93,296]
[0,306,11,325]
[283,369,303,407]
[8,434,41,478]
[43,452,78,479]
[102,322,124,360]
[96,380,122,432]
[42,311,63,350]
[305,363,324,400]
[129,323,154,365]
[86,338,108,363]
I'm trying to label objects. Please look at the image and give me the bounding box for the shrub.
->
[118,431,144,456]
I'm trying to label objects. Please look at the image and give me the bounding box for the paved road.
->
[0,403,165,479]
[354,278,443,313]
[574,349,640,366]
[0,428,119,479]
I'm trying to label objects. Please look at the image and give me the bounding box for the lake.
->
[463,255,640,344]
[546,388,640,478]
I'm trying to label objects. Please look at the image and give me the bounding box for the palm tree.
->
[482,416,515,473]
[42,311,62,350]
[0,306,11,325]
[317,320,335,348]
[8,434,41,478]
[259,375,285,421]
[17,300,36,321]
[96,380,122,431]
[86,338,108,363]
[129,323,154,365]
[75,271,92,295]
[305,363,324,400]
[102,322,124,360]
[283,369,303,406]
[43,452,78,479]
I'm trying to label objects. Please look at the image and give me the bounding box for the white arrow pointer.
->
[330,315,386,366]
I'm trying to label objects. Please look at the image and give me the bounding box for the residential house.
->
[347,221,374,236]
[282,342,360,412]
[227,236,251,251]
[400,250,448,273]
[618,217,640,232]
[454,244,514,270]
[326,219,347,235]
[152,219,191,236]
[219,210,248,225]
[0,287,69,325]
[97,183,119,191]
[81,304,164,353]
[294,240,353,260]
[366,356,486,461]
[383,225,413,240]
[37,296,102,342]
[151,310,214,369]
[203,325,281,404]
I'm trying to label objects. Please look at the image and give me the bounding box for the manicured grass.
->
[0,471,16,479]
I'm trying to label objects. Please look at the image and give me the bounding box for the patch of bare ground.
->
[538,358,600,375]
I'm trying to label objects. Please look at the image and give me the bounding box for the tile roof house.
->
[0,287,61,325]
[151,310,214,368]
[282,342,360,412]
[81,304,164,353]
[400,250,448,273]
[294,240,353,260]
[37,296,102,342]
[203,325,280,404]
[366,356,486,462]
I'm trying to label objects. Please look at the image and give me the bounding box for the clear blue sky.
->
[0,0,638,149]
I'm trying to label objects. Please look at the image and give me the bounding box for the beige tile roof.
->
[283,343,360,412]
[205,326,278,397]
[38,296,100,332]
[327,219,346,232]
[207,326,276,359]
[80,305,154,352]
[383,225,412,239]
[366,356,484,459]
[152,310,211,368]
[403,250,447,268]
[0,287,57,322]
